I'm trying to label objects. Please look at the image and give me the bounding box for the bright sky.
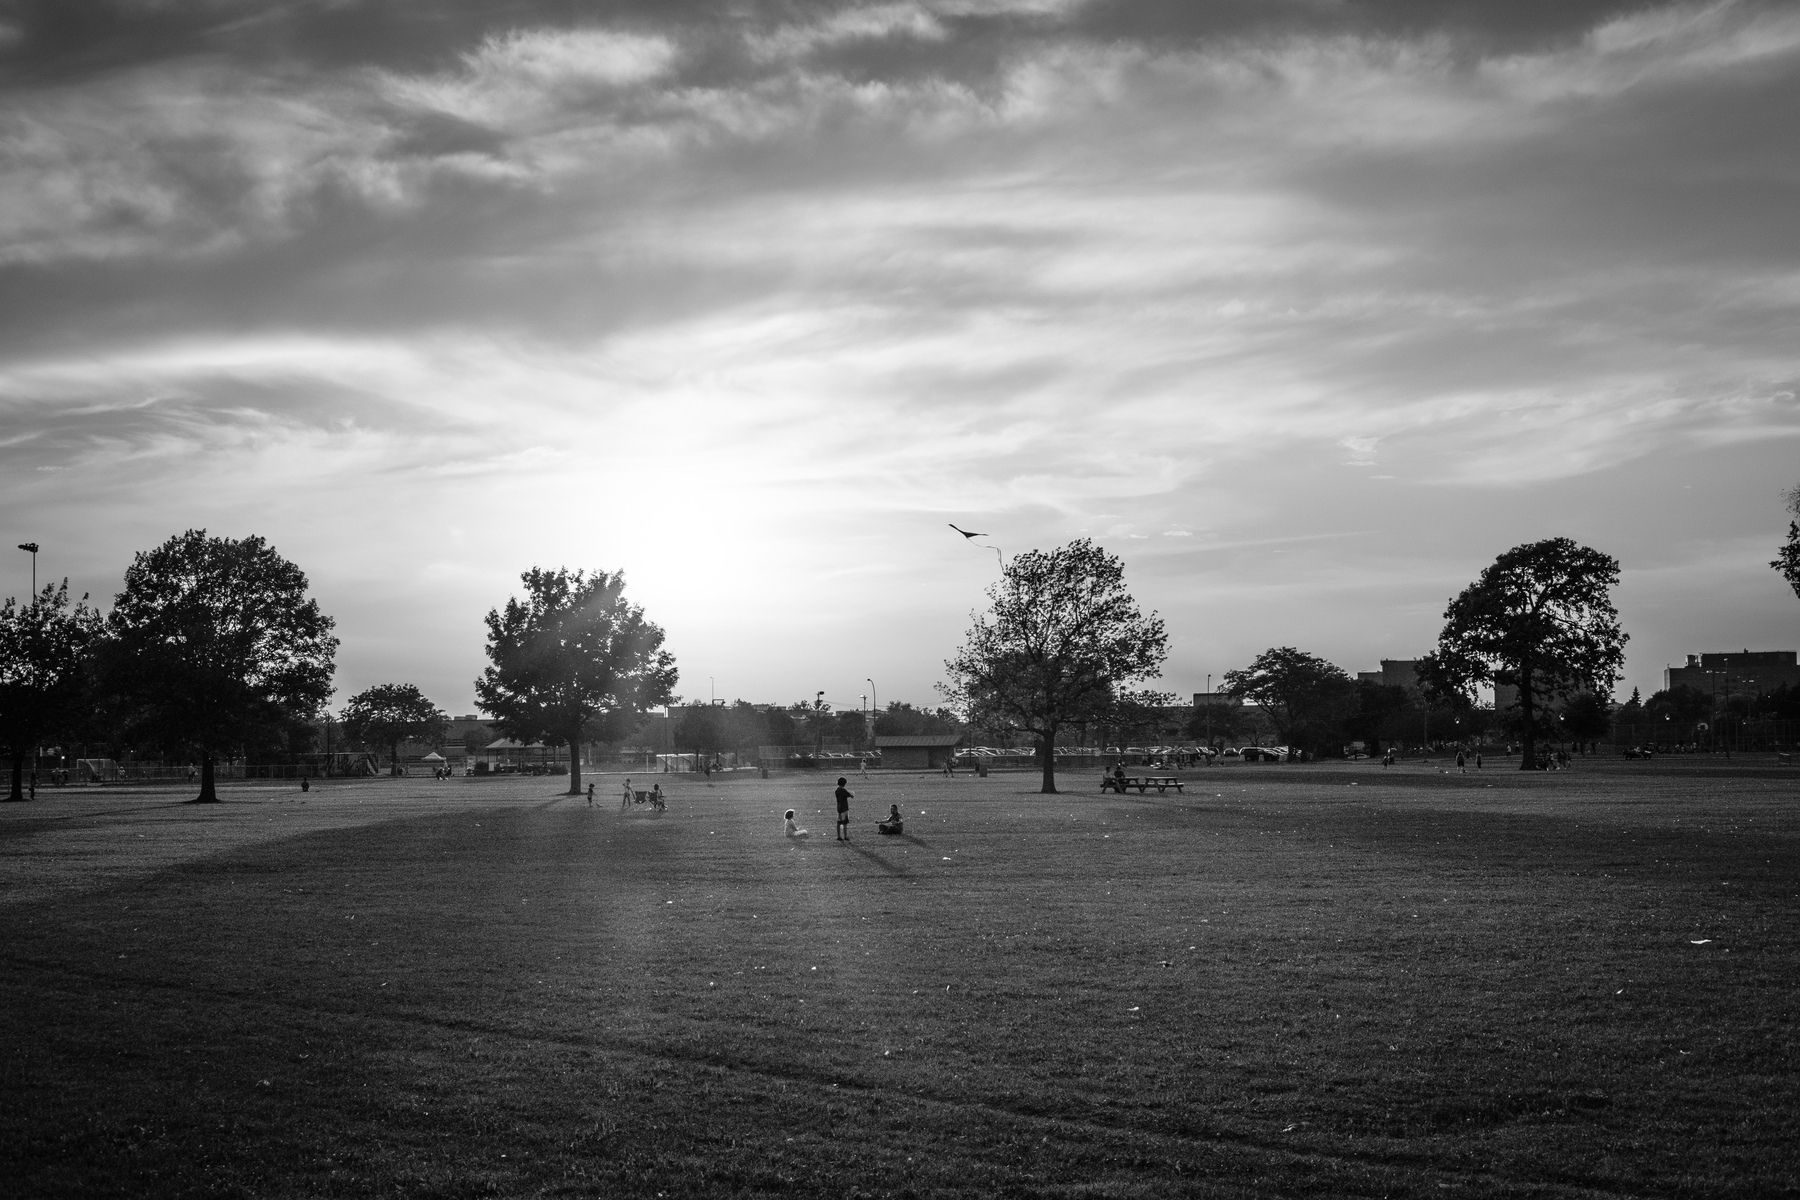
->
[4,0,1797,718]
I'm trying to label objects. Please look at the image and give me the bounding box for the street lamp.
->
[17,542,38,598]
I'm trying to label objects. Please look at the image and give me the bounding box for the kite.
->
[948,523,1003,567]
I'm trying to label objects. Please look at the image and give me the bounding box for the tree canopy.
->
[341,683,448,772]
[1221,647,1354,757]
[941,539,1166,793]
[1772,484,1800,603]
[105,531,338,802]
[1425,537,1626,770]
[475,567,677,795]
[1,581,104,801]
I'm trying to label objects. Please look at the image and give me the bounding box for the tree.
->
[873,701,959,739]
[1185,698,1248,749]
[106,531,338,802]
[1643,684,1710,731]
[674,704,726,758]
[340,683,448,774]
[1559,690,1613,752]
[476,567,677,796]
[1772,484,1800,602]
[941,539,1167,793]
[1426,537,1626,771]
[1341,679,1412,754]
[1,581,104,801]
[1220,647,1354,757]
[1103,689,1178,756]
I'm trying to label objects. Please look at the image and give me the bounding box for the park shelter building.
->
[875,734,961,771]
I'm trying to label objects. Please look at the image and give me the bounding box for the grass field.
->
[2,761,1797,1198]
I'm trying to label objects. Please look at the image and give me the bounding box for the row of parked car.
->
[949,745,1296,763]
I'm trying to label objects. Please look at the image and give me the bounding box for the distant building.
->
[1355,659,1423,695]
[1665,651,1800,698]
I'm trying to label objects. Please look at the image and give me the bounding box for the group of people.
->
[785,777,905,841]
[581,778,666,810]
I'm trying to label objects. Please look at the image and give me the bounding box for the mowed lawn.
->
[2,763,1796,1198]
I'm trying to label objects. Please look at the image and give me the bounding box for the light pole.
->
[17,542,38,599]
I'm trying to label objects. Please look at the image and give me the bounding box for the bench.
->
[1100,775,1184,795]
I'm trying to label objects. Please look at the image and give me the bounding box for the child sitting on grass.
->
[784,809,809,839]
[877,805,904,835]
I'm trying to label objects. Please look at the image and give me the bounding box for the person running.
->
[835,777,853,841]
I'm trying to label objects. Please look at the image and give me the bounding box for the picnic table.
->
[1100,775,1184,794]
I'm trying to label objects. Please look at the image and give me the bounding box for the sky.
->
[3,0,1797,719]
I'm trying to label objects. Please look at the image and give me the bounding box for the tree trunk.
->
[1516,670,1537,771]
[195,751,220,802]
[565,728,583,796]
[1037,732,1058,794]
[5,750,24,802]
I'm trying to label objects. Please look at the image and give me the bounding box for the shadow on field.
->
[842,839,912,875]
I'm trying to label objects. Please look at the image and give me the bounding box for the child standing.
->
[835,777,853,841]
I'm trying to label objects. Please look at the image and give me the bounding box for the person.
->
[1456,750,1466,774]
[300,776,310,793]
[586,782,595,806]
[1475,751,1483,769]
[785,809,809,839]
[650,782,665,811]
[621,778,633,809]
[878,804,904,835]
[835,777,853,841]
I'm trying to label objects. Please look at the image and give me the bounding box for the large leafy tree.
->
[1221,647,1354,757]
[941,539,1167,793]
[872,701,960,739]
[106,530,338,802]
[1,581,105,802]
[1772,484,1800,602]
[1425,537,1626,771]
[340,683,448,774]
[476,567,677,796]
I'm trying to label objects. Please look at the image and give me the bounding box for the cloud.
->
[2,0,1796,708]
